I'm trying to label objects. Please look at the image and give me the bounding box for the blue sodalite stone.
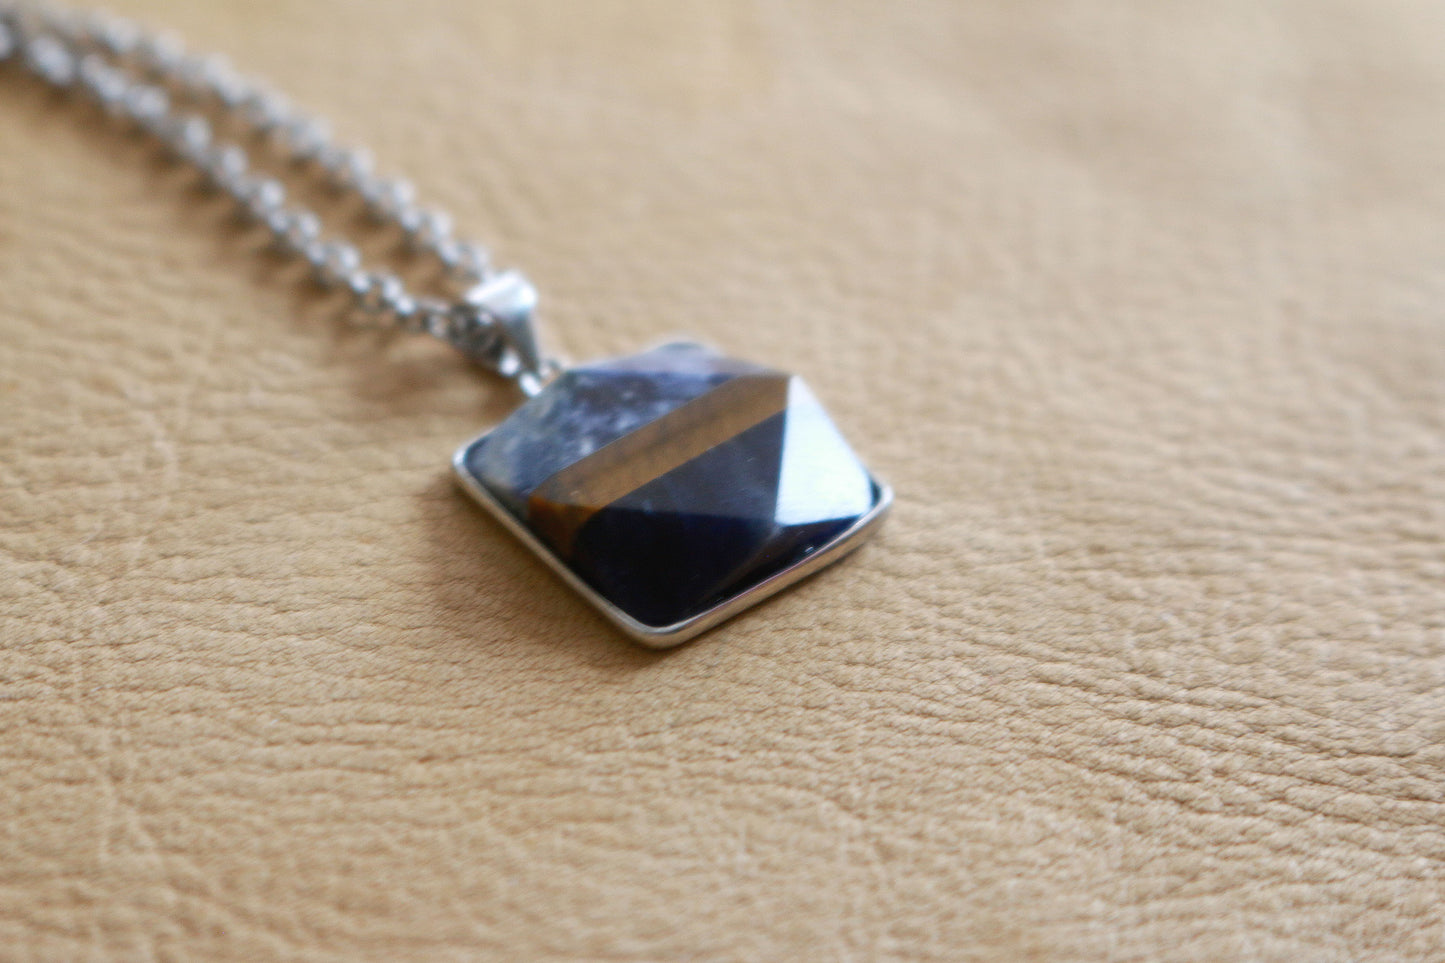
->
[458,343,882,630]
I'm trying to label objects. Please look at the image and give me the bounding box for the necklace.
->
[0,2,892,646]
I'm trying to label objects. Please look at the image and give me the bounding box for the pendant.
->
[452,341,891,647]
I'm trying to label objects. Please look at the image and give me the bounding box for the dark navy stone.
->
[459,343,880,630]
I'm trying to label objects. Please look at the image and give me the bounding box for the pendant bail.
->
[454,269,553,395]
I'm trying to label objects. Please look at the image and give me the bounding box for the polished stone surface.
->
[460,344,881,629]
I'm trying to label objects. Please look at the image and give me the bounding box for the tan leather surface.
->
[3,1,1444,959]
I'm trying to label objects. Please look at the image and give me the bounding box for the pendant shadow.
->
[417,472,668,670]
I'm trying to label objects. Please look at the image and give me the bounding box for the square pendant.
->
[452,343,891,647]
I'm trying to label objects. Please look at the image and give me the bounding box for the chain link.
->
[0,0,554,388]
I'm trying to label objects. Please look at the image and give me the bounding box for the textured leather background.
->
[3,1,1444,960]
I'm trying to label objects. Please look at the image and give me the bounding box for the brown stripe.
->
[527,373,792,556]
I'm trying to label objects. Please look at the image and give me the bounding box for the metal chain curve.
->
[0,0,555,391]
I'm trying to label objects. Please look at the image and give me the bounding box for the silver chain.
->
[0,1,555,394]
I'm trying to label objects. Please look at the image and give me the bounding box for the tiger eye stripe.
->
[526,373,790,556]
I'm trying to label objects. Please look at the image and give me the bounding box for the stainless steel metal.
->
[451,439,894,647]
[458,271,550,393]
[0,0,553,391]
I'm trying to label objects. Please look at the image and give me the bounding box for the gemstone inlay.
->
[455,343,886,639]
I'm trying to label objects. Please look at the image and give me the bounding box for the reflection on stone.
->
[460,343,881,629]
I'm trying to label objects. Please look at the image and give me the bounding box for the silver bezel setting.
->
[452,435,892,648]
